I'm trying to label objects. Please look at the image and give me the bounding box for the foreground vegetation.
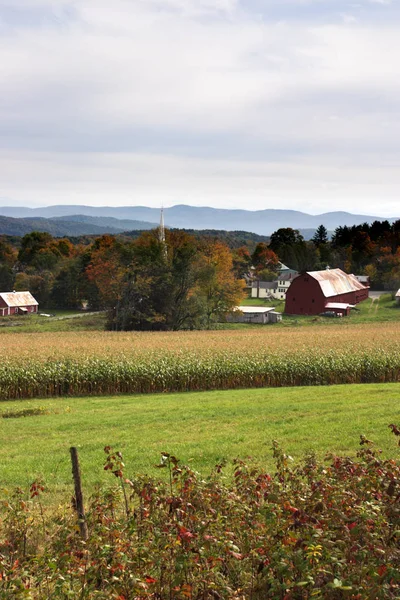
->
[1,426,399,598]
[1,385,399,496]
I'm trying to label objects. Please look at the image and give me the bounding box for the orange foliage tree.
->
[85,236,127,309]
[193,240,246,327]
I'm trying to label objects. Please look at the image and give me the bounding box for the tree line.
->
[1,219,400,329]
[0,230,247,330]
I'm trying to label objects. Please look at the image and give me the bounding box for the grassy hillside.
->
[1,384,399,500]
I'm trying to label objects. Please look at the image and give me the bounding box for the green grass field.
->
[0,310,107,333]
[1,383,399,502]
[243,293,400,326]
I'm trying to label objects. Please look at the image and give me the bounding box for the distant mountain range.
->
[0,204,397,238]
[0,215,155,237]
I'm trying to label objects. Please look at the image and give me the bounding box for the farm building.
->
[0,291,39,316]
[278,262,298,278]
[285,269,369,316]
[355,275,370,286]
[275,272,298,299]
[251,281,277,299]
[268,311,283,323]
[229,306,281,324]
[396,289,400,305]
[252,272,298,300]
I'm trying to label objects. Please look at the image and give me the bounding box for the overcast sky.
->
[0,0,399,215]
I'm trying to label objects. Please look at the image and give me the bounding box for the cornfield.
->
[1,323,400,399]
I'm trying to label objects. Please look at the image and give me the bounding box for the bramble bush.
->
[1,428,399,599]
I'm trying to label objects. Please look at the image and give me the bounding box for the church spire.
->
[159,205,167,258]
[159,206,166,245]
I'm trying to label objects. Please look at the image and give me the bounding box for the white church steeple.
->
[159,206,167,258]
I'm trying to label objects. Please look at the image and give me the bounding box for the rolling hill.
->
[0,204,397,236]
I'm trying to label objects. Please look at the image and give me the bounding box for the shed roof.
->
[325,302,355,310]
[307,269,367,298]
[354,275,369,284]
[0,291,38,307]
[236,306,275,314]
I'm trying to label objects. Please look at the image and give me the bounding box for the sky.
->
[0,0,399,216]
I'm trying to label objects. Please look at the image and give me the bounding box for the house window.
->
[15,307,18,314]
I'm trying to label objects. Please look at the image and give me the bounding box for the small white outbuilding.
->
[230,306,277,324]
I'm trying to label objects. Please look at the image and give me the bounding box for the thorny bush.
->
[0,427,399,599]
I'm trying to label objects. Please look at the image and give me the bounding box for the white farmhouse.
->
[252,272,298,300]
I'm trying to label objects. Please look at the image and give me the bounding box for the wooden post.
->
[70,447,89,541]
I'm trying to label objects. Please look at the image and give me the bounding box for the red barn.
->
[0,291,39,316]
[285,269,369,316]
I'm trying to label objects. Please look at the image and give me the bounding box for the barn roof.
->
[307,269,367,298]
[0,291,39,307]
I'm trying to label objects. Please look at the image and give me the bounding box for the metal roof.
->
[278,273,298,281]
[252,281,278,289]
[0,291,38,307]
[325,302,354,310]
[236,306,275,314]
[307,269,367,298]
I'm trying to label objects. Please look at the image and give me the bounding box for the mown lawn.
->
[0,310,107,333]
[1,383,399,502]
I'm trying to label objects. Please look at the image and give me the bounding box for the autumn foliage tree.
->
[108,232,246,331]
[85,236,129,309]
[112,230,200,331]
[0,238,16,290]
[251,243,279,274]
[193,240,246,327]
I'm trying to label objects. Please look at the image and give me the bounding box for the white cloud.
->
[0,0,399,213]
[1,149,399,216]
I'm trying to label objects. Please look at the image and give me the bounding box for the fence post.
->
[70,447,89,541]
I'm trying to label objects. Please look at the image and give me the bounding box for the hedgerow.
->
[1,428,399,598]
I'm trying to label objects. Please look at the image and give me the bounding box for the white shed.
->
[230,306,276,324]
